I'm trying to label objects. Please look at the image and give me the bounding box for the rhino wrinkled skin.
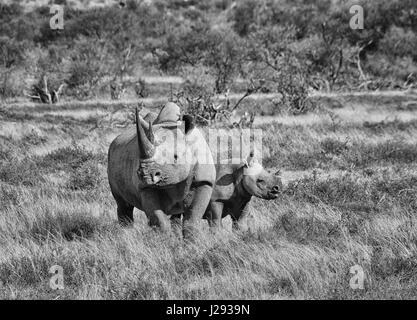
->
[107,107,215,238]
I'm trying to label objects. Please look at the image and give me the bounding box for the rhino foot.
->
[116,198,134,226]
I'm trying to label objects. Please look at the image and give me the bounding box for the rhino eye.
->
[257,179,265,183]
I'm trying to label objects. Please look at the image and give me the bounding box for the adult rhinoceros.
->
[107,103,215,238]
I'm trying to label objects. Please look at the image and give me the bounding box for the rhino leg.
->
[116,197,134,226]
[149,209,171,232]
[232,202,251,232]
[141,191,171,232]
[207,201,223,231]
[183,184,212,240]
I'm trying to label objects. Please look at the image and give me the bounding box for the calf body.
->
[205,160,282,230]
[174,158,282,231]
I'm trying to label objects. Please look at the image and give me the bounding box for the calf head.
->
[241,156,282,200]
[135,108,194,188]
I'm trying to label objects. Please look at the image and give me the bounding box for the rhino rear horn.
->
[135,107,155,159]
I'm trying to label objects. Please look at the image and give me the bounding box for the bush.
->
[38,145,99,172]
[379,26,417,60]
[231,0,257,36]
[0,159,45,186]
[67,160,101,190]
[65,37,111,99]
[204,27,246,93]
[0,36,27,98]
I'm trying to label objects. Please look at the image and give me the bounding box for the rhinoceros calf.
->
[205,157,282,230]
[173,155,282,231]
[107,104,215,238]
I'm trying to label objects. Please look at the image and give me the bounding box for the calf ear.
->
[245,150,256,167]
[182,114,195,134]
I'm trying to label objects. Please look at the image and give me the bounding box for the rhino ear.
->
[245,151,256,167]
[182,114,195,134]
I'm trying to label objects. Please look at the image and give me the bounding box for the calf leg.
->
[115,197,134,226]
[232,202,251,232]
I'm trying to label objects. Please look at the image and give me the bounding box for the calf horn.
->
[135,107,155,159]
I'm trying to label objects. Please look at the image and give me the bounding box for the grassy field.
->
[1,93,417,299]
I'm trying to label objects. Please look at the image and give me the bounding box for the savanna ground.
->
[1,91,417,300]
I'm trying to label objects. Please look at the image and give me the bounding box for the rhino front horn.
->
[136,107,155,159]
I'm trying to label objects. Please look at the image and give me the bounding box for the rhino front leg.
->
[183,184,213,240]
[207,201,223,232]
[141,191,171,232]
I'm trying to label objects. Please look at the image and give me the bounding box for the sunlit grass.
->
[1,96,417,299]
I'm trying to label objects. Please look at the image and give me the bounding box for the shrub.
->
[67,160,101,191]
[231,0,257,36]
[320,138,349,156]
[0,159,45,186]
[344,139,417,167]
[38,145,98,172]
[379,26,417,60]
[20,130,47,146]
[0,36,26,98]
[65,37,111,99]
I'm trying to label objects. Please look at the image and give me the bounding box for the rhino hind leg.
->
[116,198,134,226]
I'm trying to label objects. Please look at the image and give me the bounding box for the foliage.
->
[0,0,416,98]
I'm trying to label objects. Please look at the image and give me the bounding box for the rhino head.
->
[135,108,194,188]
[241,154,282,200]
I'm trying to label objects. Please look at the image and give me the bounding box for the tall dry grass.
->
[1,97,417,299]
